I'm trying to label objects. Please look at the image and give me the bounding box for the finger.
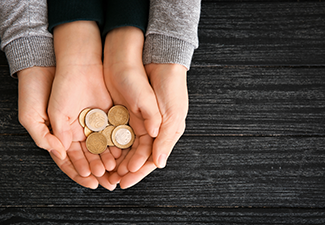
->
[66,142,91,177]
[128,134,153,173]
[117,138,138,176]
[137,89,162,138]
[24,121,66,160]
[49,111,73,150]
[152,120,186,168]
[108,172,122,185]
[109,146,122,159]
[97,172,117,191]
[50,151,98,189]
[81,142,106,177]
[100,150,116,171]
[119,157,157,189]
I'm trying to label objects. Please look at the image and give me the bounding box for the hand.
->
[106,142,157,189]
[103,27,162,175]
[17,67,101,189]
[145,63,188,168]
[48,21,118,180]
[17,67,66,159]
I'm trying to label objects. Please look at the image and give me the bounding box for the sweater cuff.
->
[4,37,55,77]
[143,34,195,70]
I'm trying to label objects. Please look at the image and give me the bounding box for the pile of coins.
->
[79,105,135,154]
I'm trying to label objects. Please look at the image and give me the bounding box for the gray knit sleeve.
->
[143,0,201,70]
[0,0,55,77]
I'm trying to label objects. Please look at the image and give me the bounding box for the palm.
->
[48,63,118,178]
[146,64,188,168]
[104,65,154,174]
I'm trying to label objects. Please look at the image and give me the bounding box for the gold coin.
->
[85,108,109,132]
[111,125,135,149]
[86,132,107,154]
[107,105,129,126]
[100,125,115,146]
[79,108,92,127]
[84,126,92,137]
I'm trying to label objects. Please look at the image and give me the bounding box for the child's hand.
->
[48,21,118,178]
[145,63,188,168]
[17,67,66,160]
[103,27,161,175]
[109,64,188,189]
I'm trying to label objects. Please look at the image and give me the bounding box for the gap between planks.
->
[1,205,325,209]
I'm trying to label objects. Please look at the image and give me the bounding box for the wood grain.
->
[193,2,325,66]
[0,51,7,66]
[1,66,324,135]
[0,1,324,223]
[1,135,324,207]
[1,207,325,224]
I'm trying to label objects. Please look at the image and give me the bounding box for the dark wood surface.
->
[0,1,324,224]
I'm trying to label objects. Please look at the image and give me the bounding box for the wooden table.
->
[1,1,324,224]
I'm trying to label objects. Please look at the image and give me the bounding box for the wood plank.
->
[0,51,7,66]
[186,66,325,135]
[1,207,325,224]
[1,135,324,207]
[1,67,324,135]
[193,2,325,66]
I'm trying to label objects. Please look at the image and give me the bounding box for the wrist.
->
[145,63,187,78]
[53,21,102,65]
[104,26,144,66]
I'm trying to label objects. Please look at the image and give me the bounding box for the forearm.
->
[0,0,55,76]
[143,0,201,70]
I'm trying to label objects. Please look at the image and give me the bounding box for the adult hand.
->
[48,21,117,179]
[103,27,161,174]
[18,66,101,189]
[106,144,157,189]
[17,67,66,159]
[145,63,188,168]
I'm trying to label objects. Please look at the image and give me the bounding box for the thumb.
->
[49,111,73,151]
[25,122,67,160]
[137,90,162,138]
[152,119,186,168]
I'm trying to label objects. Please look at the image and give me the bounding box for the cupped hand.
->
[17,66,101,189]
[17,67,66,159]
[103,27,162,175]
[145,63,188,168]
[48,21,118,180]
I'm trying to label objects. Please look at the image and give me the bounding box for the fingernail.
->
[51,150,63,160]
[158,154,167,168]
[153,128,159,137]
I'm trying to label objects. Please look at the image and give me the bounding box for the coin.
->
[85,108,109,132]
[107,105,129,126]
[111,125,135,149]
[100,125,115,146]
[84,126,92,137]
[78,108,92,128]
[86,132,107,154]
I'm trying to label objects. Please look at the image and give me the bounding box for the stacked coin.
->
[79,105,135,154]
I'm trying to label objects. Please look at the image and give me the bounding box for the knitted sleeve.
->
[0,0,55,77]
[143,0,201,70]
